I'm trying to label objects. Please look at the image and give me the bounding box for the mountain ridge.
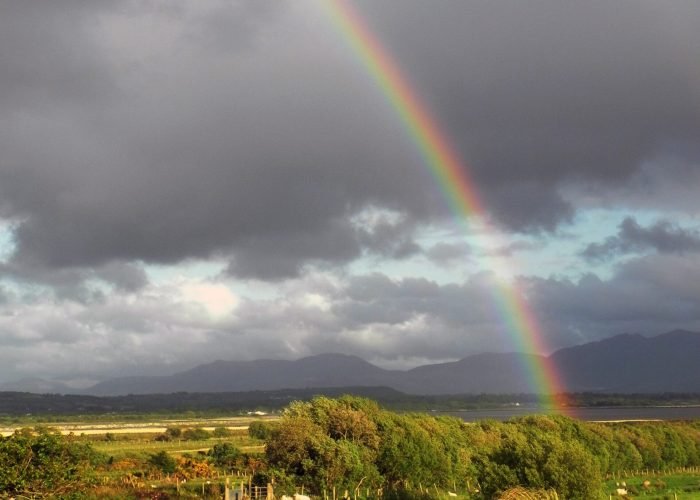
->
[10,330,700,396]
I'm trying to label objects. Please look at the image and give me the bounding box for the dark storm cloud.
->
[0,259,148,302]
[225,218,361,280]
[0,0,699,279]
[0,0,437,279]
[0,0,115,113]
[582,217,700,261]
[357,0,700,229]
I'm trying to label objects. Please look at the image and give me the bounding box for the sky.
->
[1,0,700,385]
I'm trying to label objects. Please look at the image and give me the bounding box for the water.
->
[435,406,700,422]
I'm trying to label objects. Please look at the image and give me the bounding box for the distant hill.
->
[399,353,546,394]
[85,351,546,396]
[86,354,393,396]
[552,329,700,392]
[8,330,700,396]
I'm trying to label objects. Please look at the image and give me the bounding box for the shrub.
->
[208,442,241,468]
[0,427,103,496]
[212,426,232,437]
[182,428,211,440]
[149,450,177,474]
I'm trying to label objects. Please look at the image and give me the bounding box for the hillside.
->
[9,330,700,396]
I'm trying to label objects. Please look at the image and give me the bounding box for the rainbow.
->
[322,0,568,409]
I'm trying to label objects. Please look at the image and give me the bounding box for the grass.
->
[1,414,276,437]
[0,411,278,427]
[94,437,263,460]
[604,472,700,499]
[3,415,270,460]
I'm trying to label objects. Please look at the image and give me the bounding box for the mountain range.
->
[5,330,700,396]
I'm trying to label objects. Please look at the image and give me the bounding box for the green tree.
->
[149,450,177,474]
[248,420,275,440]
[182,427,211,440]
[212,426,232,437]
[0,427,102,496]
[165,426,182,438]
[209,442,241,469]
[265,398,381,493]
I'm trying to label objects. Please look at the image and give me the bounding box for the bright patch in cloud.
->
[179,282,239,319]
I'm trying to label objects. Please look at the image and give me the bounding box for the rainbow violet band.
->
[321,0,568,410]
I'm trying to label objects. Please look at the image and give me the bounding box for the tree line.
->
[258,396,700,499]
[3,396,700,498]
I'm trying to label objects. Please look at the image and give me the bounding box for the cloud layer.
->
[1,1,699,382]
[583,217,700,261]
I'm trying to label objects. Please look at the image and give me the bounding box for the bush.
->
[149,450,177,474]
[165,426,182,438]
[212,426,232,437]
[248,420,275,440]
[182,427,211,440]
[208,443,241,468]
[0,427,103,496]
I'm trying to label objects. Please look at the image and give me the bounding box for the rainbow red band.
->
[322,0,567,409]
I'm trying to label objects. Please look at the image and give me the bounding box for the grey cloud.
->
[0,271,504,381]
[529,254,700,347]
[487,181,574,232]
[582,217,700,261]
[95,261,149,292]
[227,212,423,280]
[351,275,490,328]
[3,253,700,382]
[0,1,115,113]
[0,0,699,281]
[358,0,700,228]
[211,257,700,363]
[425,242,471,266]
[356,215,421,260]
[574,155,700,213]
[226,218,361,280]
[0,259,148,302]
[0,0,436,279]
[182,0,284,53]
[493,240,544,257]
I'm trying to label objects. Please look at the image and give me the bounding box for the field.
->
[0,413,273,433]
[605,472,700,499]
[0,412,281,498]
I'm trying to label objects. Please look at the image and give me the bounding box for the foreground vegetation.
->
[260,397,700,498]
[3,396,700,498]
